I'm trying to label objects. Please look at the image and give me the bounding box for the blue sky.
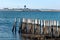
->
[0,0,60,9]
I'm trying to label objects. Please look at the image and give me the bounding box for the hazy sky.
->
[0,0,60,9]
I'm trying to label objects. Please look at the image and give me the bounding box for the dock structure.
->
[18,18,60,40]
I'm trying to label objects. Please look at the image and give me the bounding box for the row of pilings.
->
[12,18,60,39]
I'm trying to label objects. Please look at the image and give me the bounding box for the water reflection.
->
[0,18,20,40]
[0,18,60,40]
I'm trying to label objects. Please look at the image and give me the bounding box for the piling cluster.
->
[20,18,60,37]
[12,18,60,39]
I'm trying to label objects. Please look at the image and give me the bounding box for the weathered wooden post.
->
[53,20,56,37]
[40,20,44,34]
[34,19,38,34]
[12,18,17,33]
[38,19,40,34]
[21,18,27,34]
[56,21,59,37]
[31,19,35,34]
[18,18,21,33]
[57,21,59,32]
[37,19,40,34]
[50,20,54,38]
[34,19,40,34]
[44,20,50,35]
[27,19,32,34]
[43,20,45,35]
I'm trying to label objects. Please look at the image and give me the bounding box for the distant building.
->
[4,8,9,10]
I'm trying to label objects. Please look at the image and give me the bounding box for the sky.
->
[0,0,60,9]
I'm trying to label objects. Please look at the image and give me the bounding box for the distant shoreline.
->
[0,8,60,12]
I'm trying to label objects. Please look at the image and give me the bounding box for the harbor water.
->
[0,11,60,40]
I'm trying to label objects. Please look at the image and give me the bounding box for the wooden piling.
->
[40,20,44,34]
[31,19,35,34]
[21,18,60,40]
[27,19,32,34]
[34,19,40,34]
[43,20,50,35]
[21,18,27,34]
[12,18,17,33]
[18,18,21,33]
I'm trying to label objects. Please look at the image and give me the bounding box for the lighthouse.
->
[24,5,26,9]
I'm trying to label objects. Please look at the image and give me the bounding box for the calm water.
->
[0,11,60,40]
